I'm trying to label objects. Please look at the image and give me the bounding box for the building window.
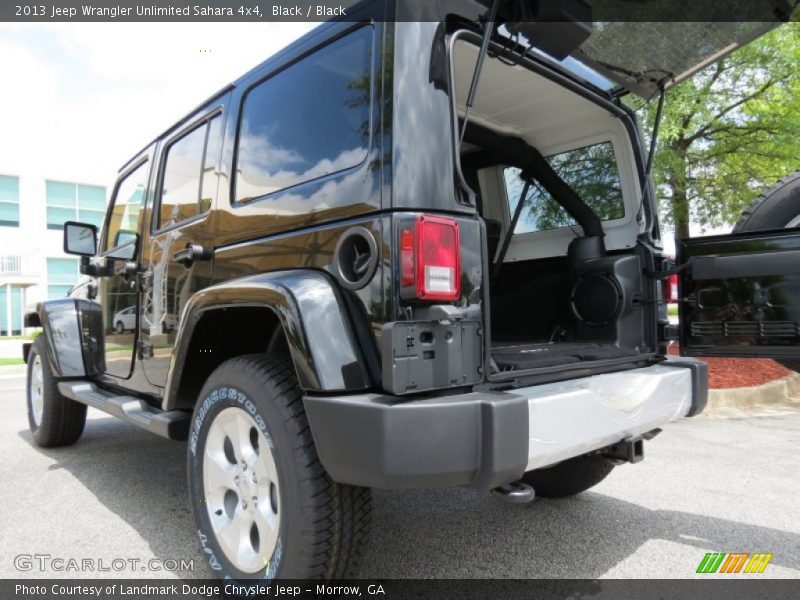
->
[46,181,106,230]
[235,26,373,203]
[46,258,79,300]
[0,174,20,227]
[0,286,23,336]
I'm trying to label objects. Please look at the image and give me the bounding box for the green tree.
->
[633,23,800,241]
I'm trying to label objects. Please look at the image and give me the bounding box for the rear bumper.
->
[303,358,707,489]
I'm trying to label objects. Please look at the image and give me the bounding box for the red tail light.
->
[400,215,461,301]
[662,273,679,302]
[667,273,678,302]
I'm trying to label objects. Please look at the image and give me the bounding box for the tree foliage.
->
[631,23,800,239]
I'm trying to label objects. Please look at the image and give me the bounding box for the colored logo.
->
[696,552,773,574]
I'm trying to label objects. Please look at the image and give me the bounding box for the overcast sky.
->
[0,22,316,185]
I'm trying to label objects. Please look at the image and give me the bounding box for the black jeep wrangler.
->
[24,0,800,580]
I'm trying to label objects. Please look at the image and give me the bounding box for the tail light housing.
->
[399,215,461,301]
[662,273,679,303]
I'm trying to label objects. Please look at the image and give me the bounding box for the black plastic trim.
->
[163,269,370,409]
[303,390,528,490]
[663,356,708,417]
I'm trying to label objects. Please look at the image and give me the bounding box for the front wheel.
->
[26,336,87,447]
[520,455,614,498]
[187,354,371,580]
[115,321,125,334]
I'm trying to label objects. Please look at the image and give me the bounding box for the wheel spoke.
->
[217,508,247,558]
[253,448,278,488]
[235,412,258,467]
[253,504,279,564]
[204,449,236,492]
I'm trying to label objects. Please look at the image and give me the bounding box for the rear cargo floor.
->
[492,341,640,371]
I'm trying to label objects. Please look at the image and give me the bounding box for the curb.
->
[705,373,800,418]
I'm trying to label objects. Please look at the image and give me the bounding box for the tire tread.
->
[195,354,371,579]
[28,337,87,448]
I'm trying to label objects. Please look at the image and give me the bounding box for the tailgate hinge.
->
[646,259,692,279]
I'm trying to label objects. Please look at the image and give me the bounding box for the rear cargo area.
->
[451,33,657,377]
[486,253,648,374]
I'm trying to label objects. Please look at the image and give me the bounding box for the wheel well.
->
[173,306,290,410]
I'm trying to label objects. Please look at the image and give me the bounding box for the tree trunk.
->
[673,201,691,241]
[667,144,691,242]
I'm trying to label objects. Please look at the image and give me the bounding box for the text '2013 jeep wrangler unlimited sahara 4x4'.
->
[24,0,800,580]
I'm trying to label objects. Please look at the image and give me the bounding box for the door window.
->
[158,116,221,230]
[105,161,149,252]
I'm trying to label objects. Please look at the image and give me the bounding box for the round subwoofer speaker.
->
[570,272,623,326]
[334,226,378,290]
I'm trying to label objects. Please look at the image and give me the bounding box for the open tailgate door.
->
[678,229,800,359]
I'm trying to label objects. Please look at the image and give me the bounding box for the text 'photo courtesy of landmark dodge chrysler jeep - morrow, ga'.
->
[24,0,800,581]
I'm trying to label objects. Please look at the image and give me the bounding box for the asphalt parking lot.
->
[1,372,798,579]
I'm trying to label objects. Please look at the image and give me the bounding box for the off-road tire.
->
[733,171,800,373]
[187,354,371,580]
[520,455,614,498]
[26,336,87,447]
[733,171,800,233]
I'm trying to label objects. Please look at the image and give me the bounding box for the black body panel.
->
[679,228,800,358]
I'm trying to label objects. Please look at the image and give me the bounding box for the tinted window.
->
[235,27,372,203]
[106,161,148,251]
[503,141,624,234]
[201,117,223,214]
[158,116,221,229]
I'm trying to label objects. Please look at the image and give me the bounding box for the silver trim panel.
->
[521,363,693,471]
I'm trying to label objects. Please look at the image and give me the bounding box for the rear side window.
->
[105,161,148,251]
[235,26,373,203]
[158,115,222,230]
[503,141,624,234]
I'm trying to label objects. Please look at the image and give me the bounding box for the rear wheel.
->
[26,336,87,447]
[520,455,614,498]
[734,171,800,372]
[187,354,371,580]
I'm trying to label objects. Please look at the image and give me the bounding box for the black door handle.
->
[173,243,213,265]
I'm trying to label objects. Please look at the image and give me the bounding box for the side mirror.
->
[64,221,98,257]
[107,230,139,261]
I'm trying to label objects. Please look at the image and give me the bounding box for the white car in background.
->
[112,306,136,333]
[113,306,178,334]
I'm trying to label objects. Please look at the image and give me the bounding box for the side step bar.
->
[58,381,190,441]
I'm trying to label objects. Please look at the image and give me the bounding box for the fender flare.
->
[163,270,371,409]
[25,299,104,378]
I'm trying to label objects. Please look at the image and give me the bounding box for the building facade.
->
[0,172,106,336]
